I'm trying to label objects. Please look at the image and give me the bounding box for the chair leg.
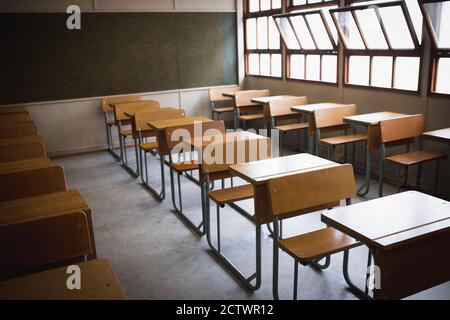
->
[379,160,384,197]
[279,133,284,156]
[293,261,299,300]
[396,166,402,193]
[416,164,422,190]
[435,159,441,195]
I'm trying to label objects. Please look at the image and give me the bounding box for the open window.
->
[330,0,423,91]
[420,0,450,95]
[245,0,283,77]
[274,2,339,83]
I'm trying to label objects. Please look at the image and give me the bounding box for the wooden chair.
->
[201,137,272,289]
[0,135,43,147]
[314,104,367,163]
[135,108,186,200]
[267,164,362,299]
[113,100,160,167]
[379,114,447,197]
[233,90,270,130]
[265,97,309,155]
[101,95,141,156]
[0,106,28,115]
[0,211,92,281]
[209,86,240,122]
[0,158,53,175]
[0,166,66,202]
[165,120,226,235]
[0,121,38,138]
[0,141,46,163]
[0,258,126,300]
[0,113,32,124]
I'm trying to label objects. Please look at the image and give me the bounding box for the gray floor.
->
[53,148,450,300]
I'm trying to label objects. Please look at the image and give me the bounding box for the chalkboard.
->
[0,12,238,105]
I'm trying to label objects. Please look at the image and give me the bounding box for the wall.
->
[0,0,244,156]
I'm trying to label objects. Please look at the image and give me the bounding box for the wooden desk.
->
[0,158,53,175]
[0,135,43,147]
[322,191,450,299]
[186,130,267,150]
[251,95,297,105]
[0,106,27,115]
[0,190,96,259]
[343,112,410,196]
[230,153,337,224]
[0,113,32,124]
[0,259,126,300]
[423,128,450,145]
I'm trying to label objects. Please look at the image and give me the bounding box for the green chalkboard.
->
[0,12,237,105]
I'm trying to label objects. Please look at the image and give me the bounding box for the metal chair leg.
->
[435,159,441,195]
[343,249,373,300]
[140,150,166,201]
[293,261,299,300]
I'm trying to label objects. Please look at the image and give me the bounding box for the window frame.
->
[330,0,424,93]
[276,2,340,85]
[419,0,450,96]
[244,0,283,78]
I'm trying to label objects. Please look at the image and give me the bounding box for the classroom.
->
[0,0,449,303]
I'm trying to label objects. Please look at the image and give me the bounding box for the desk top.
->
[423,128,450,143]
[0,258,126,300]
[0,158,52,175]
[186,131,266,149]
[321,191,450,250]
[230,153,336,185]
[0,106,27,115]
[290,103,348,114]
[344,112,409,126]
[148,116,212,130]
[251,95,297,105]
[0,190,89,226]
[0,135,42,147]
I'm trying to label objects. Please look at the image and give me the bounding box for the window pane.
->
[291,16,316,49]
[260,0,271,11]
[271,54,282,77]
[246,18,257,50]
[290,54,305,79]
[323,7,339,45]
[257,17,268,49]
[334,11,365,49]
[305,14,333,49]
[394,57,420,91]
[424,1,450,48]
[356,8,388,49]
[260,54,271,76]
[379,6,415,49]
[272,0,282,9]
[306,55,321,81]
[436,58,450,94]
[275,17,301,49]
[348,56,370,85]
[309,0,322,4]
[248,54,259,75]
[371,56,393,88]
[268,17,280,49]
[292,0,307,5]
[322,55,337,83]
[249,0,259,13]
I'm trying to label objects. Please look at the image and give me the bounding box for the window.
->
[332,1,423,91]
[420,0,450,94]
[275,2,339,83]
[245,0,283,77]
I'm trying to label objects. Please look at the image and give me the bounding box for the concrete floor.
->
[53,148,450,300]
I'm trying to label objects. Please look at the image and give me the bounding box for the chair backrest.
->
[114,100,160,122]
[0,141,46,163]
[234,90,271,108]
[165,120,225,150]
[209,86,240,102]
[266,96,309,118]
[101,95,141,113]
[0,211,92,279]
[267,164,356,218]
[0,166,67,202]
[0,113,32,124]
[0,106,27,114]
[380,114,424,144]
[200,137,272,175]
[0,122,38,138]
[314,104,358,129]
[134,108,185,132]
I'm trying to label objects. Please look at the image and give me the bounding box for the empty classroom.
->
[1,0,450,304]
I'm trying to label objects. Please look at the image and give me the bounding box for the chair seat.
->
[278,227,359,263]
[320,133,367,146]
[208,184,254,205]
[213,107,234,114]
[169,161,199,173]
[119,129,132,137]
[138,141,158,152]
[275,122,309,133]
[239,114,265,121]
[385,150,447,166]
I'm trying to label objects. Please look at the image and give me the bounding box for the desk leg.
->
[357,142,371,196]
